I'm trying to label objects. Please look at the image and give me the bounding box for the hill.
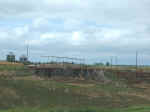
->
[0,70,150,112]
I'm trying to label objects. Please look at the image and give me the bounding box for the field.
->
[0,64,150,112]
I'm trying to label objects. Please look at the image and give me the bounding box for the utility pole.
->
[27,43,29,58]
[25,40,29,60]
[115,56,118,66]
[136,51,138,70]
[135,51,138,80]
[115,56,118,69]
[110,56,113,69]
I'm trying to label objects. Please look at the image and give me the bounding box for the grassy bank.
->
[0,64,25,71]
[0,76,150,112]
[0,64,150,112]
[1,106,150,112]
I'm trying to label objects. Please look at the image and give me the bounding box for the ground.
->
[0,65,150,112]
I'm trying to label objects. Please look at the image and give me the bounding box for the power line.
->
[41,56,85,63]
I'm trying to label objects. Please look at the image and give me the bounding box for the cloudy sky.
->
[0,0,150,65]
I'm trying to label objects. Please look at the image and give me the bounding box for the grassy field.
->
[0,65,150,112]
[0,64,24,71]
[1,106,150,112]
[0,76,150,111]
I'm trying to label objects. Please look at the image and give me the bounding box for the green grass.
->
[0,77,150,111]
[0,79,110,109]
[1,106,150,112]
[1,66,150,112]
[0,65,34,77]
[0,65,25,71]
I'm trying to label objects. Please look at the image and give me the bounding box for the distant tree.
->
[106,62,110,66]
[6,52,15,62]
[94,63,104,66]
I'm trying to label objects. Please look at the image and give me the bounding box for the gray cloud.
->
[0,0,150,64]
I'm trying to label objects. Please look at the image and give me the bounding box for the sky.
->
[0,0,150,65]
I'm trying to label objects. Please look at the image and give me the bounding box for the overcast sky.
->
[0,0,150,65]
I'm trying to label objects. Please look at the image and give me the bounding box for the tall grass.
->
[0,65,25,71]
[1,106,150,112]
